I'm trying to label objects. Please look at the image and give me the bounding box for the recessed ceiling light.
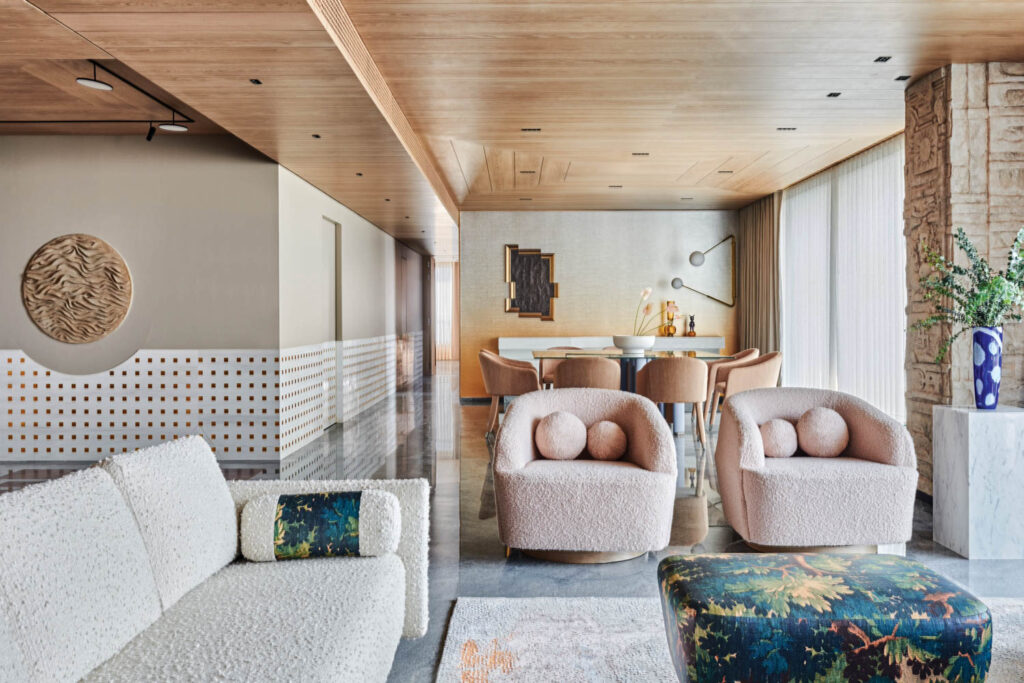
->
[158,123,188,132]
[311,134,321,139]
[76,63,113,91]
[405,215,410,219]
[355,172,363,177]
[608,185,623,188]
[519,170,536,174]
[631,152,650,156]
[519,197,533,201]
[250,78,263,85]
[827,92,842,98]
[520,127,541,132]
[874,56,892,63]
[680,197,694,201]
[777,127,797,131]
[384,198,390,202]
[717,170,733,174]
[895,75,911,81]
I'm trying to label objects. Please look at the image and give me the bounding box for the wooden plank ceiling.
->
[10,0,459,257]
[333,0,1024,211]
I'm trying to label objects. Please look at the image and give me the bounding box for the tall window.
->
[780,135,906,421]
[434,260,457,361]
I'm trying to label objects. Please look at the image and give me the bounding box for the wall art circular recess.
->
[22,233,132,344]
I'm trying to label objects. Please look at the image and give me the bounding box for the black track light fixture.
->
[158,111,188,132]
[145,122,155,141]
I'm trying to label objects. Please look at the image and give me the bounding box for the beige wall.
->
[904,63,1024,494]
[277,166,398,345]
[459,210,739,397]
[0,135,279,374]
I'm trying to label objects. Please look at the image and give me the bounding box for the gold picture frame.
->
[504,244,558,321]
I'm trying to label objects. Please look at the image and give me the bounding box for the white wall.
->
[277,167,395,347]
[460,210,738,397]
[0,135,280,374]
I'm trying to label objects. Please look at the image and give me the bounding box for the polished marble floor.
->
[282,362,1024,682]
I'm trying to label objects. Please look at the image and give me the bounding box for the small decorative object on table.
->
[914,226,1024,409]
[613,287,660,353]
[685,314,696,337]
[663,300,677,336]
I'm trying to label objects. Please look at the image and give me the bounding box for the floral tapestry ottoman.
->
[658,554,991,682]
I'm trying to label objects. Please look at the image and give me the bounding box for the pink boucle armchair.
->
[715,388,917,551]
[493,389,677,558]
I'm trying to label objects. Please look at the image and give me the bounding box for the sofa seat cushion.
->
[495,460,675,552]
[85,555,406,683]
[102,436,238,610]
[742,457,917,546]
[0,468,161,682]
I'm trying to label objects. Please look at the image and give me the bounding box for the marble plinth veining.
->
[933,405,1024,559]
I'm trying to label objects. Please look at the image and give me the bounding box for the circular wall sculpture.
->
[22,234,132,344]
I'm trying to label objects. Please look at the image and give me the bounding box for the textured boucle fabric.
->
[759,418,797,458]
[241,490,401,562]
[587,420,628,461]
[494,389,676,552]
[0,468,161,682]
[715,388,917,546]
[102,436,238,610]
[796,406,850,457]
[535,410,587,460]
[227,478,429,638]
[85,555,405,683]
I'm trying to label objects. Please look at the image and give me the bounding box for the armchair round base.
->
[745,541,905,555]
[519,549,646,564]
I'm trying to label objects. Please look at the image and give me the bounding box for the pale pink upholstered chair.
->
[635,357,709,449]
[715,387,917,551]
[493,389,676,559]
[539,346,582,389]
[479,350,542,435]
[702,348,759,425]
[707,351,781,428]
[554,357,620,390]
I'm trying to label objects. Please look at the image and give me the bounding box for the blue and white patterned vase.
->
[972,326,1003,409]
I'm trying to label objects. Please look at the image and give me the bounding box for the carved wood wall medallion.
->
[504,244,558,320]
[22,234,133,344]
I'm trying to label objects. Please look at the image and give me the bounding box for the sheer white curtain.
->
[779,134,906,421]
[834,135,906,420]
[780,172,832,389]
[434,261,456,361]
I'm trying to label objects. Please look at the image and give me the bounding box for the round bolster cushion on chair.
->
[241,489,401,562]
[759,418,798,458]
[535,410,587,460]
[587,420,628,461]
[796,407,850,457]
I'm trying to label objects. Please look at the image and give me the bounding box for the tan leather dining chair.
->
[539,346,582,389]
[554,357,620,390]
[479,350,541,435]
[707,351,783,428]
[636,357,709,449]
[703,348,759,425]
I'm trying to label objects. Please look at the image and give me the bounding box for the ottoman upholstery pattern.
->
[658,554,991,682]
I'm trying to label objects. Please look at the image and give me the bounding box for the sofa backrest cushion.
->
[102,436,237,610]
[0,468,161,681]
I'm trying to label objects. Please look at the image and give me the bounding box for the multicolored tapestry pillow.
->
[240,489,400,562]
[658,553,991,682]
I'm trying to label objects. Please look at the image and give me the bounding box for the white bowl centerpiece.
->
[613,288,676,354]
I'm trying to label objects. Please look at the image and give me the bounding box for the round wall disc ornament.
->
[22,233,132,344]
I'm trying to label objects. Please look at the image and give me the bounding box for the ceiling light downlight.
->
[76,62,113,91]
[158,112,188,132]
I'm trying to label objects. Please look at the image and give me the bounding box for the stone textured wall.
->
[905,63,1024,494]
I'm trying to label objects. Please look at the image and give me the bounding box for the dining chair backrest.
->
[540,346,582,384]
[724,351,782,397]
[636,357,709,404]
[479,349,541,396]
[554,357,621,390]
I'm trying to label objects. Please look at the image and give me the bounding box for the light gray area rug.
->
[987,598,1024,682]
[436,597,676,682]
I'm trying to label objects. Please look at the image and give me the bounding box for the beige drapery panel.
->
[737,192,781,353]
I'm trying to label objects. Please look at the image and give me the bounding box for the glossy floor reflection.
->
[287,362,1024,682]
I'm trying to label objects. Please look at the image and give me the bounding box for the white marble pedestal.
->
[933,405,1024,559]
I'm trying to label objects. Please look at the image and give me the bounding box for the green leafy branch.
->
[913,226,1024,362]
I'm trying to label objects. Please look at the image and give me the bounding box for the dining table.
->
[531,347,734,393]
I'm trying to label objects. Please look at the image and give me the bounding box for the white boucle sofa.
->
[0,436,428,683]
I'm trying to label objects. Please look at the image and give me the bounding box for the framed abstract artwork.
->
[504,244,558,321]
